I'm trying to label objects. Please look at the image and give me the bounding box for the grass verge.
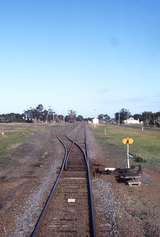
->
[0,125,38,166]
[94,124,160,169]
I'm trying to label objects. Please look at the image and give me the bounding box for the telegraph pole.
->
[118,113,120,126]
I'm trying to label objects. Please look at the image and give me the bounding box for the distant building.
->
[124,117,142,125]
[92,118,99,125]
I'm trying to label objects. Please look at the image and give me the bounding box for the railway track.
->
[30,134,96,237]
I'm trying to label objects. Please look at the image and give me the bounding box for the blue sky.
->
[0,0,160,117]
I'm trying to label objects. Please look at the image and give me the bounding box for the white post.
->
[104,127,107,136]
[118,113,120,126]
[127,144,130,168]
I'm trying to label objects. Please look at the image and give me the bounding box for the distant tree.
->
[35,104,44,121]
[24,108,33,122]
[133,114,143,121]
[115,112,120,124]
[154,112,160,127]
[98,114,110,122]
[115,108,131,124]
[84,117,93,122]
[42,110,48,122]
[54,114,60,123]
[104,114,110,121]
[58,115,64,121]
[142,112,153,126]
[120,108,131,121]
[67,110,76,123]
[76,115,84,121]
[0,104,57,124]
[24,104,51,123]
[48,108,54,122]
[98,114,104,120]
[0,113,24,123]
[65,115,70,122]
[36,104,44,112]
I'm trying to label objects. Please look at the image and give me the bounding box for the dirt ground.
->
[86,126,160,237]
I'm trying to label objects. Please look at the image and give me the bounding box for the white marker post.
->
[104,127,107,137]
[127,143,130,168]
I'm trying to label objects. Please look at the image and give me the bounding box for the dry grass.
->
[0,123,42,165]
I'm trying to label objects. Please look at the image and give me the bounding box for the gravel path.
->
[12,159,60,237]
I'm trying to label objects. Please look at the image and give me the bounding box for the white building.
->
[124,117,141,125]
[92,118,99,125]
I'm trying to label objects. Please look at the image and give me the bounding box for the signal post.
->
[122,137,134,168]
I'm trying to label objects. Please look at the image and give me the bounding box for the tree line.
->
[0,105,160,127]
[0,104,84,123]
[114,108,160,127]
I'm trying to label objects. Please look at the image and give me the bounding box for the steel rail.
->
[30,136,69,237]
[30,134,96,237]
[66,136,96,237]
[64,140,74,170]
[84,125,97,237]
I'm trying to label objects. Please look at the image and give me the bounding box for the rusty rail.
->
[30,137,68,237]
[66,135,96,237]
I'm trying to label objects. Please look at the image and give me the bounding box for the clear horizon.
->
[0,0,160,117]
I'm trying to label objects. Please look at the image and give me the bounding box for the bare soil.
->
[86,126,160,237]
